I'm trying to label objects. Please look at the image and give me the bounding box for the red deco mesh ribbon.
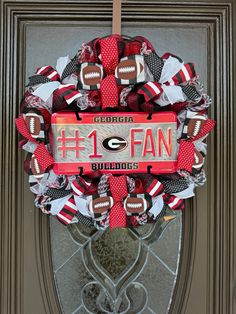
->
[177,119,215,172]
[15,115,54,172]
[100,36,119,109]
[109,175,128,229]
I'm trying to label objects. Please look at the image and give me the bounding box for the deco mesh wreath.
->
[16,35,215,230]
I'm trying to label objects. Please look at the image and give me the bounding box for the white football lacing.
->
[193,120,201,136]
[194,154,199,164]
[30,118,35,133]
[118,66,135,73]
[34,158,40,174]
[84,72,100,79]
[94,201,109,209]
[127,203,142,208]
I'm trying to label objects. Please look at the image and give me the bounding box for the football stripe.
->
[168,197,180,208]
[36,66,48,75]
[36,65,60,81]
[67,197,76,206]
[56,85,81,104]
[38,66,54,77]
[167,78,174,86]
[163,194,184,210]
[78,177,91,189]
[57,213,71,224]
[182,65,191,81]
[187,63,196,77]
[64,91,82,104]
[64,202,77,213]
[147,179,164,197]
[71,178,91,196]
[138,85,153,101]
[42,67,53,76]
[173,71,183,85]
[179,69,186,83]
[147,82,163,95]
[61,207,76,217]
[149,181,161,196]
[138,82,163,102]
[172,199,184,210]
[58,84,75,91]
[47,70,60,80]
[44,68,60,80]
[163,193,171,203]
[71,183,83,196]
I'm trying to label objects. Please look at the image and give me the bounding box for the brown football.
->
[30,155,44,179]
[124,196,149,215]
[90,196,114,215]
[116,59,139,81]
[80,63,103,87]
[192,149,204,170]
[187,114,207,138]
[25,112,41,138]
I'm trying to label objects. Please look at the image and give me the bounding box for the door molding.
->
[0,1,235,313]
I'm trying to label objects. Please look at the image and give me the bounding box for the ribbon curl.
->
[28,64,82,109]
[45,175,194,228]
[15,115,54,172]
[177,119,215,172]
[137,61,197,104]
[103,176,165,229]
[56,177,91,225]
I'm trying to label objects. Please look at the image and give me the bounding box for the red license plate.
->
[51,112,177,175]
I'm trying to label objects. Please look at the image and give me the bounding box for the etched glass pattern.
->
[50,211,182,314]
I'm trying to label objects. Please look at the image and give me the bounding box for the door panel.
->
[0,1,235,314]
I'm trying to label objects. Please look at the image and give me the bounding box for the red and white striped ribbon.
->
[71,177,91,196]
[163,193,184,210]
[137,82,163,102]
[56,84,82,104]
[166,63,196,86]
[57,196,77,225]
[36,65,60,81]
[146,179,164,197]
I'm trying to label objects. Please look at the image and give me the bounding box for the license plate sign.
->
[51,112,177,175]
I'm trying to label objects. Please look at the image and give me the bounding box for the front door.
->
[0,1,235,313]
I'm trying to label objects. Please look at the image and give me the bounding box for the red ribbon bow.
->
[177,119,215,172]
[109,175,128,229]
[15,115,54,172]
[108,176,165,229]
[100,36,119,109]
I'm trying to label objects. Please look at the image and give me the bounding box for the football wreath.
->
[16,35,215,230]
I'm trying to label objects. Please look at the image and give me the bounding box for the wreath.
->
[16,35,215,230]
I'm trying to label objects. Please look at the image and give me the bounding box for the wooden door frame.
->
[0,0,235,313]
